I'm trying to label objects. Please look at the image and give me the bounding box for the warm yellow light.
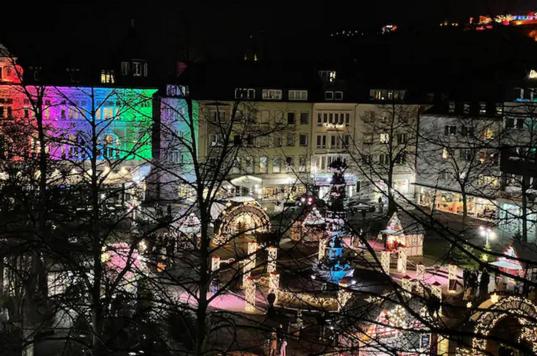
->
[490,293,499,304]
[530,69,537,79]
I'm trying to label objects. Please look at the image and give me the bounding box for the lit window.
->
[288,90,308,101]
[442,148,449,159]
[259,156,268,173]
[262,89,282,100]
[380,133,390,143]
[100,70,115,84]
[483,128,494,140]
[272,158,281,173]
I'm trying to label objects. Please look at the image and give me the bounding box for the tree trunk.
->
[522,176,529,243]
[461,190,468,227]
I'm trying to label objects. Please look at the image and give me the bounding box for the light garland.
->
[397,249,407,274]
[448,264,458,293]
[244,277,256,312]
[468,295,537,355]
[267,246,277,273]
[381,251,391,275]
[416,263,425,281]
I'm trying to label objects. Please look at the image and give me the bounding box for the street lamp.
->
[479,225,496,248]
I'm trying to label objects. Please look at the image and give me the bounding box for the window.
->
[259,156,268,173]
[319,70,336,82]
[210,111,226,121]
[363,133,373,144]
[232,158,240,173]
[380,133,390,143]
[274,111,284,124]
[479,102,487,115]
[396,133,407,145]
[506,117,524,129]
[287,112,296,125]
[244,156,254,173]
[100,70,115,84]
[460,126,474,137]
[463,103,470,114]
[334,91,344,101]
[300,112,309,125]
[362,154,372,164]
[209,134,221,147]
[298,156,306,172]
[132,62,143,77]
[288,90,308,101]
[272,158,281,173]
[345,113,350,126]
[363,111,375,123]
[287,132,295,146]
[299,134,308,146]
[483,128,494,140]
[317,113,322,126]
[234,88,256,100]
[442,148,449,160]
[285,157,294,172]
[262,89,282,100]
[258,110,269,124]
[324,91,334,100]
[395,152,406,164]
[379,154,390,165]
[496,103,504,116]
[330,135,337,148]
[460,149,471,161]
[273,134,283,147]
[316,135,327,148]
[448,102,455,114]
[444,125,457,135]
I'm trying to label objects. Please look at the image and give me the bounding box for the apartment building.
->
[311,102,357,199]
[416,96,537,241]
[354,100,421,204]
[198,88,313,202]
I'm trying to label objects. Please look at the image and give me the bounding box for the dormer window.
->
[334,91,344,101]
[262,89,282,100]
[234,88,256,100]
[319,70,337,83]
[120,60,148,78]
[100,70,115,84]
[324,91,334,100]
[132,62,142,77]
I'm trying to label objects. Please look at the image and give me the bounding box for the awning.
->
[490,260,522,270]
[230,175,262,188]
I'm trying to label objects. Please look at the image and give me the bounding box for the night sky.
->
[1,0,535,63]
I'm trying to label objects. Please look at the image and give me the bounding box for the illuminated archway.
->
[468,295,537,355]
[214,200,271,245]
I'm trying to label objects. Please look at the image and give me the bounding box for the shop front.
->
[229,174,307,202]
[417,185,497,221]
